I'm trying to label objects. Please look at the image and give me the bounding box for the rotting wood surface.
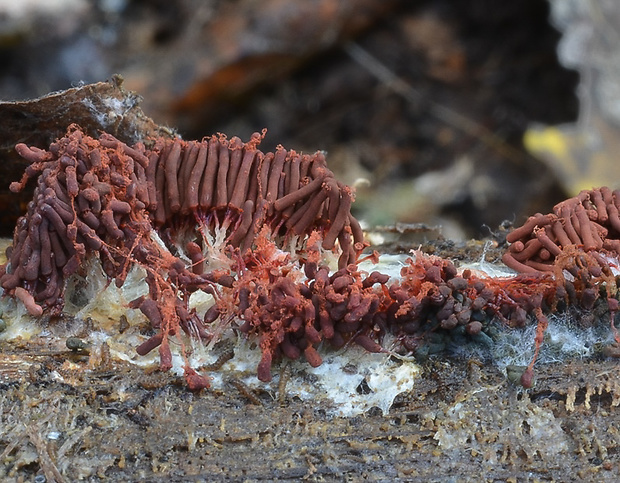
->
[1,337,619,481]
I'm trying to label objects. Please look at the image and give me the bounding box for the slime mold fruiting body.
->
[2,126,620,389]
[2,125,360,314]
[0,125,361,388]
[503,187,620,275]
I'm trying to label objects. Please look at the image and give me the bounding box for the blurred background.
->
[1,0,611,242]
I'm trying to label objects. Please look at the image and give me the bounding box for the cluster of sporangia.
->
[503,187,620,275]
[2,125,619,389]
[0,125,362,389]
